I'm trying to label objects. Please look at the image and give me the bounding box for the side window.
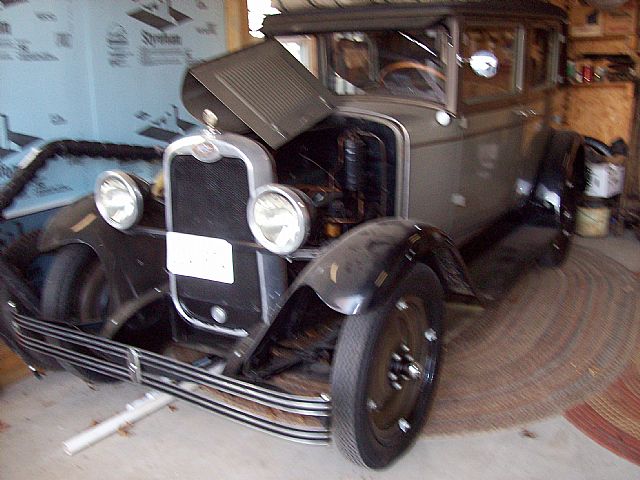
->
[462,26,518,103]
[528,28,554,88]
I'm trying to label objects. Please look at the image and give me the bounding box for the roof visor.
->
[182,40,335,149]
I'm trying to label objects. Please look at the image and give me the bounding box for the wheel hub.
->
[388,344,423,390]
[366,295,438,440]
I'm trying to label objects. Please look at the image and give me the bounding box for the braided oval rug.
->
[423,246,640,436]
[565,351,640,465]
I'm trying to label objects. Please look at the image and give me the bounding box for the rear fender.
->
[39,196,166,305]
[533,130,585,214]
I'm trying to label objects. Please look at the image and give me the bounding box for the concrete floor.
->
[1,232,639,479]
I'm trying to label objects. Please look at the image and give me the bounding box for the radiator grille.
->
[170,155,251,240]
[169,154,261,330]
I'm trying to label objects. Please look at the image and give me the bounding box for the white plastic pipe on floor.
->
[63,362,225,456]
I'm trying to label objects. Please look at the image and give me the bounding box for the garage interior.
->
[1,0,640,478]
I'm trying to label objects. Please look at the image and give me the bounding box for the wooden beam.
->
[225,0,252,52]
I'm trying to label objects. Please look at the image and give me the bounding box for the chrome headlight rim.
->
[94,170,144,231]
[247,184,311,255]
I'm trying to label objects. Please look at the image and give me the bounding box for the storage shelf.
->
[568,81,635,89]
[570,34,635,41]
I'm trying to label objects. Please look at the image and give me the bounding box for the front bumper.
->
[11,310,331,444]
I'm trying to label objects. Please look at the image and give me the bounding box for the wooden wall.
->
[561,0,639,203]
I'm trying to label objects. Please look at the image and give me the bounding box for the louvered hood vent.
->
[182,40,335,149]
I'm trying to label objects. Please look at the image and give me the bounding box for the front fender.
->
[291,218,476,316]
[232,218,477,375]
[39,195,167,305]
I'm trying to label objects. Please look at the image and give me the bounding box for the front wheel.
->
[41,244,119,382]
[331,264,443,469]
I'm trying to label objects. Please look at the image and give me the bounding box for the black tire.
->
[331,264,443,469]
[537,187,577,268]
[539,139,586,268]
[0,230,60,370]
[41,243,118,382]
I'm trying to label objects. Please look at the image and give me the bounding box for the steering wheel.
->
[379,61,446,84]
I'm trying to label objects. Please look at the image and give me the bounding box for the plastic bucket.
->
[576,204,611,238]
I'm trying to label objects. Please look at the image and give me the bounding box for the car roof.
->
[262,0,566,35]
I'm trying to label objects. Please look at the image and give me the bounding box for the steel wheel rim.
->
[366,295,438,444]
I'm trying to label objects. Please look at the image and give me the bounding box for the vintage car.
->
[3,0,585,469]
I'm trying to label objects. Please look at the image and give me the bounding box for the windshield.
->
[278,28,447,103]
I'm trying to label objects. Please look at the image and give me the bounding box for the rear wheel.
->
[41,244,119,382]
[539,151,586,268]
[331,264,443,469]
[538,179,578,267]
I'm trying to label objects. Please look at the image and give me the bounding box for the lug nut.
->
[367,399,378,411]
[398,418,411,433]
[388,372,398,382]
[392,382,403,391]
[406,362,422,380]
[424,329,437,342]
[396,299,409,311]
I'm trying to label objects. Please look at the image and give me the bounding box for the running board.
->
[11,310,331,445]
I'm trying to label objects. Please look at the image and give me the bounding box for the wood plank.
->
[224,0,253,52]
[0,340,30,388]
[566,80,636,144]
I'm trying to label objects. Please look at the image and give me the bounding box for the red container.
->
[582,64,594,83]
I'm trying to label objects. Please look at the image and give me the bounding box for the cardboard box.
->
[585,162,626,198]
[604,0,638,35]
[570,1,604,37]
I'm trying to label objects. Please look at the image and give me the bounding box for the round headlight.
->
[94,171,144,230]
[248,185,311,255]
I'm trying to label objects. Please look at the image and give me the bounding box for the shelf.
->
[570,34,635,41]
[568,81,635,89]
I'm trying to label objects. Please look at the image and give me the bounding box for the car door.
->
[520,25,562,190]
[451,23,525,242]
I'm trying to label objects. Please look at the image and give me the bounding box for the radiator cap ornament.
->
[203,109,219,130]
[192,109,222,162]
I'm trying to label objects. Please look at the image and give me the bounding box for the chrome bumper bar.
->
[11,311,331,444]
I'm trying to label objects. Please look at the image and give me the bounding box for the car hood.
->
[182,40,336,149]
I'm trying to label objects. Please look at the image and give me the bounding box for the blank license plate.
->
[166,232,234,284]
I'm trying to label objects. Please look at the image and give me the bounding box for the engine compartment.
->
[271,115,398,247]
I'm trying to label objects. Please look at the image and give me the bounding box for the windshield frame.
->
[276,19,459,113]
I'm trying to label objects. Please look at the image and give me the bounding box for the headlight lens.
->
[248,185,311,255]
[94,171,144,230]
